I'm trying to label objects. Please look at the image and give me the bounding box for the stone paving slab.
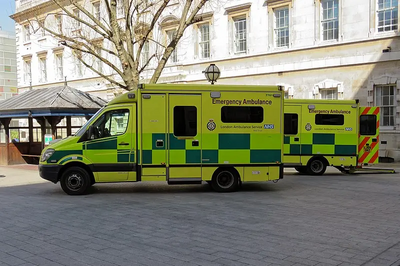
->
[0,165,399,265]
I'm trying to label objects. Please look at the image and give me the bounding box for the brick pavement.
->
[0,165,399,266]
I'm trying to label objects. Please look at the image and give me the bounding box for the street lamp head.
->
[203,64,220,85]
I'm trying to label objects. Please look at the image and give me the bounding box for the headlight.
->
[41,149,55,162]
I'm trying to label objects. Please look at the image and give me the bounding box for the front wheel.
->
[307,158,327,175]
[211,168,240,192]
[60,167,91,195]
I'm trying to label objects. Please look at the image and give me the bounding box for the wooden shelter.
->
[0,86,107,165]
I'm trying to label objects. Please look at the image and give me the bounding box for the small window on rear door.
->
[360,115,376,135]
[284,113,298,135]
[174,106,197,137]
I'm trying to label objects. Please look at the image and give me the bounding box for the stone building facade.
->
[12,0,400,160]
[0,30,17,101]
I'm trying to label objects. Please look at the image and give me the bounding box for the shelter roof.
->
[0,86,108,118]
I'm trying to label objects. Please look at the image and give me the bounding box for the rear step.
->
[334,166,396,174]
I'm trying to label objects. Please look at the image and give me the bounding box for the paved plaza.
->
[0,165,400,266]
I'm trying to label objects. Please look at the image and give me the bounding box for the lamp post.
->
[203,64,220,85]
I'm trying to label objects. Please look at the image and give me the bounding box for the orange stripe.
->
[373,108,379,115]
[369,151,379,164]
[362,107,371,115]
[360,136,380,163]
[376,119,380,130]
[358,137,370,152]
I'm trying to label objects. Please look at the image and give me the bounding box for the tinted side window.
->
[221,106,263,123]
[315,114,344,125]
[174,106,197,137]
[284,113,298,135]
[360,115,376,135]
[90,109,129,139]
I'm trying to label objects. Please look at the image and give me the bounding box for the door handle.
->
[372,138,377,143]
[192,140,199,147]
[118,142,129,146]
[294,137,299,142]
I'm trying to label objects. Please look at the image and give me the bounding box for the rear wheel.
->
[307,158,327,175]
[60,166,91,195]
[294,166,308,174]
[211,168,240,192]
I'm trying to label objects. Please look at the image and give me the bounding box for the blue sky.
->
[0,0,16,32]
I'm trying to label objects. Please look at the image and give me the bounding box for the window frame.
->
[23,59,31,84]
[39,56,47,83]
[284,113,299,135]
[315,114,344,125]
[233,16,247,54]
[89,108,130,140]
[166,28,178,63]
[376,0,398,33]
[221,106,264,123]
[374,84,396,127]
[320,88,338,99]
[198,22,211,59]
[55,53,63,80]
[321,0,339,41]
[274,6,290,48]
[173,106,197,137]
[360,115,377,136]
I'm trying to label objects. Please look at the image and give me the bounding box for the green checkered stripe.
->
[141,133,282,164]
[83,137,135,163]
[284,133,357,155]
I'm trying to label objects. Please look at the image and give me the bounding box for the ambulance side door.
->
[358,107,379,164]
[284,105,301,164]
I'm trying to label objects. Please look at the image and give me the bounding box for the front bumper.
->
[38,164,61,184]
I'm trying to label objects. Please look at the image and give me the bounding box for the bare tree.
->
[26,0,210,91]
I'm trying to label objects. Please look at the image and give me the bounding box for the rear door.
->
[283,105,301,164]
[358,107,379,164]
[168,94,202,181]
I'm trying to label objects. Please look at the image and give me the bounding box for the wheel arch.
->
[59,162,95,184]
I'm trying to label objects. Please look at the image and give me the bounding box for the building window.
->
[73,9,80,29]
[375,85,396,126]
[141,41,149,67]
[166,29,178,63]
[55,15,62,33]
[377,0,398,32]
[173,106,197,137]
[221,106,264,123]
[39,57,47,83]
[274,7,289,47]
[39,20,46,37]
[55,54,63,80]
[320,88,338,99]
[93,2,101,21]
[315,114,344,125]
[74,53,82,77]
[233,16,247,53]
[95,46,102,72]
[321,0,339,40]
[117,0,124,18]
[23,60,31,84]
[198,23,210,59]
[23,25,30,42]
[284,113,298,135]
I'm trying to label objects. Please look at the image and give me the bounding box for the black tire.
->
[211,168,240,192]
[306,158,327,175]
[60,166,91,195]
[294,166,308,174]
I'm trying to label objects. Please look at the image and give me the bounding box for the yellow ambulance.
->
[39,84,284,195]
[283,99,379,175]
